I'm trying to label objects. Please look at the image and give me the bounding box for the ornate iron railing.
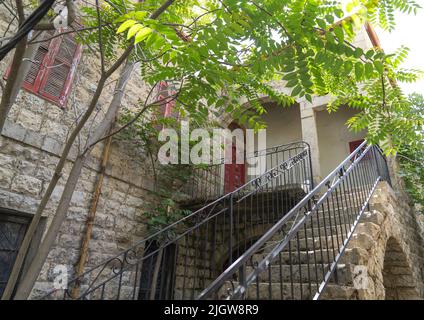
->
[184,142,313,201]
[197,142,391,300]
[42,142,312,300]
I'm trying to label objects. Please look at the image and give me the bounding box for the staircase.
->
[41,141,391,300]
[215,190,368,300]
[198,142,391,300]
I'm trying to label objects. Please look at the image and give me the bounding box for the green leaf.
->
[334,26,344,42]
[344,61,353,74]
[134,27,153,44]
[325,14,335,24]
[291,85,302,97]
[133,11,149,21]
[365,50,374,60]
[127,24,143,39]
[364,62,374,78]
[316,19,327,30]
[374,60,385,74]
[353,47,364,58]
[117,20,136,34]
[355,62,364,80]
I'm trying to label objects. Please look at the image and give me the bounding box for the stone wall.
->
[325,181,424,299]
[0,10,161,298]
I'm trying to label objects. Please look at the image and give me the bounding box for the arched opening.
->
[382,237,420,300]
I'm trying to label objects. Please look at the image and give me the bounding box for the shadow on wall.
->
[382,237,420,300]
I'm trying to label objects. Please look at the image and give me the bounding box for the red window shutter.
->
[3,30,82,108]
[3,31,54,92]
[38,33,82,107]
[157,81,178,119]
[157,81,168,116]
[22,30,56,93]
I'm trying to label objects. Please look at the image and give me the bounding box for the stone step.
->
[263,234,346,252]
[245,263,351,285]
[276,207,362,229]
[252,247,364,266]
[286,224,349,240]
[219,281,356,300]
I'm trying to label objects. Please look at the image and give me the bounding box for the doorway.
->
[224,122,246,193]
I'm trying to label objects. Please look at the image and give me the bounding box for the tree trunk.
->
[4,0,175,300]
[149,247,163,300]
[0,36,28,131]
[1,74,108,300]
[10,41,41,103]
[70,133,113,299]
[12,60,135,300]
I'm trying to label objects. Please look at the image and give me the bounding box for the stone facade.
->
[0,10,161,298]
[325,181,424,299]
[1,8,423,301]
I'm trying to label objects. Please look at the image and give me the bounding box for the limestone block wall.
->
[328,181,424,299]
[0,11,161,298]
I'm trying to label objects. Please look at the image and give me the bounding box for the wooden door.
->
[224,123,246,193]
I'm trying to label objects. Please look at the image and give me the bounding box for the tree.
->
[0,0,422,299]
[397,93,424,213]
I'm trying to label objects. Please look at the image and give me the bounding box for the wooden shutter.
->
[3,30,82,108]
[38,33,82,107]
[21,30,55,92]
[157,81,178,119]
[3,31,53,91]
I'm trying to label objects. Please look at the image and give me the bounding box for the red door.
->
[349,139,365,153]
[224,144,246,193]
[224,123,246,193]
[349,139,370,161]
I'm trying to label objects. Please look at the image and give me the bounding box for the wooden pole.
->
[70,133,113,299]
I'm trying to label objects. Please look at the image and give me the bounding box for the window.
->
[157,81,178,119]
[349,139,365,153]
[349,139,370,161]
[0,211,31,296]
[0,208,46,297]
[4,30,82,108]
[138,240,177,300]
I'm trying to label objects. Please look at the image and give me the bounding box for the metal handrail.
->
[184,141,311,200]
[42,141,313,300]
[198,141,391,300]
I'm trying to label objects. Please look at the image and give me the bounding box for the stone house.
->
[1,7,424,300]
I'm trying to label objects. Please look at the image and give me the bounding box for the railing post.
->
[372,146,381,179]
[238,264,247,299]
[229,194,234,265]
[306,143,314,189]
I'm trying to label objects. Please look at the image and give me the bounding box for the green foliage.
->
[144,198,191,238]
[398,93,424,213]
[72,0,424,230]
[79,0,422,153]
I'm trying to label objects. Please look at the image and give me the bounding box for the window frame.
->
[0,207,46,297]
[4,30,82,108]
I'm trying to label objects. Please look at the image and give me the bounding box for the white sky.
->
[376,6,424,95]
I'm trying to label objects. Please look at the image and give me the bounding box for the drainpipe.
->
[70,133,113,299]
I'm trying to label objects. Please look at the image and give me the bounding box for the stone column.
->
[300,101,322,184]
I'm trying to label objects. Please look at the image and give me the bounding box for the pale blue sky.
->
[376,6,424,95]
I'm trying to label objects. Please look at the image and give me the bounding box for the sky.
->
[376,5,424,95]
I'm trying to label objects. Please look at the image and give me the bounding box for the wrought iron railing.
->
[184,142,312,201]
[42,142,312,300]
[197,141,391,300]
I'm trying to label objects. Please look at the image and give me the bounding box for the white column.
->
[300,101,322,183]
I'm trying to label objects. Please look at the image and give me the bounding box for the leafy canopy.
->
[79,0,422,153]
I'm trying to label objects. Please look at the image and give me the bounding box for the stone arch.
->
[217,96,300,129]
[382,237,420,300]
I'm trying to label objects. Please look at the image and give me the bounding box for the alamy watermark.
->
[157,121,268,176]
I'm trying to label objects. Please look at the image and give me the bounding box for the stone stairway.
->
[217,190,375,300]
